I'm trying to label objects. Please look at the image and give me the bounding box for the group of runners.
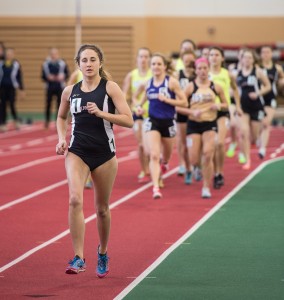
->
[122,39,284,199]
[54,40,283,277]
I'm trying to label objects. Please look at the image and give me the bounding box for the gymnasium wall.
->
[1,1,284,112]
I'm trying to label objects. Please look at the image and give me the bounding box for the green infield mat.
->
[122,158,284,300]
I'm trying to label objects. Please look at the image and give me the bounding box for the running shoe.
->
[226,143,237,158]
[242,160,251,170]
[84,177,92,189]
[158,177,164,188]
[258,147,266,159]
[201,187,211,199]
[160,162,169,174]
[153,187,162,199]
[65,255,86,274]
[177,165,186,176]
[137,171,145,179]
[238,152,246,164]
[138,174,151,184]
[184,171,192,185]
[217,174,224,186]
[213,175,221,189]
[193,166,202,181]
[96,247,109,278]
[0,125,7,133]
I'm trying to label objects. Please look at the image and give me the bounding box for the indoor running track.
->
[0,122,284,299]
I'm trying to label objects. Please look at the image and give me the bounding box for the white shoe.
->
[258,147,266,159]
[153,187,162,199]
[202,187,211,199]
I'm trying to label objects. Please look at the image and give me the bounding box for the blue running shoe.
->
[96,247,109,278]
[65,255,86,274]
[193,166,202,182]
[177,165,186,176]
[184,171,192,185]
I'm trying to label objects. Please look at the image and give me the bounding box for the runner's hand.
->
[56,140,67,155]
[87,102,102,117]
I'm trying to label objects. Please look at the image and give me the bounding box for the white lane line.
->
[0,123,46,139]
[0,167,177,273]
[9,145,22,151]
[26,138,44,146]
[114,157,284,300]
[116,130,133,138]
[0,180,68,212]
[0,152,138,212]
[0,156,63,177]
[0,129,132,173]
[0,147,55,157]
[1,127,129,154]
[0,134,57,154]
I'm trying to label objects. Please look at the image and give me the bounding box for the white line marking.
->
[0,134,57,155]
[116,130,132,138]
[0,156,63,177]
[114,157,284,300]
[0,147,55,157]
[9,145,22,151]
[0,180,67,212]
[26,138,44,146]
[0,152,138,212]
[0,167,178,273]
[0,123,46,139]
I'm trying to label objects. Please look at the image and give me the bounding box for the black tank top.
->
[237,68,264,111]
[261,63,278,100]
[69,79,116,154]
[179,69,195,90]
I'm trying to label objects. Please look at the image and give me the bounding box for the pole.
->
[75,0,82,52]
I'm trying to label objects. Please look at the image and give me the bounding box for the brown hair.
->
[181,49,196,59]
[75,44,112,80]
[209,46,226,68]
[137,47,152,57]
[152,52,175,76]
[241,48,259,66]
[180,39,197,51]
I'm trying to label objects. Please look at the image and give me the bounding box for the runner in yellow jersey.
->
[227,48,245,162]
[122,48,152,183]
[208,46,242,189]
[175,39,197,71]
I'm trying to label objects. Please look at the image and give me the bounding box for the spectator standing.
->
[42,47,69,129]
[0,47,25,131]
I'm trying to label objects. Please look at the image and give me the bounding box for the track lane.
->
[0,127,283,299]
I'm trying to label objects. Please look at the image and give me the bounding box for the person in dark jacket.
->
[0,42,6,61]
[0,47,25,132]
[42,47,69,129]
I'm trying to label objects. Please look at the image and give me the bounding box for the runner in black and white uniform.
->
[233,49,271,170]
[258,45,284,158]
[176,49,196,182]
[68,79,116,169]
[56,44,133,278]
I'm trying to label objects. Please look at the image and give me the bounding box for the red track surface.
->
[0,123,284,299]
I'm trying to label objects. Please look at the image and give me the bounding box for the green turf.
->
[124,159,284,300]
